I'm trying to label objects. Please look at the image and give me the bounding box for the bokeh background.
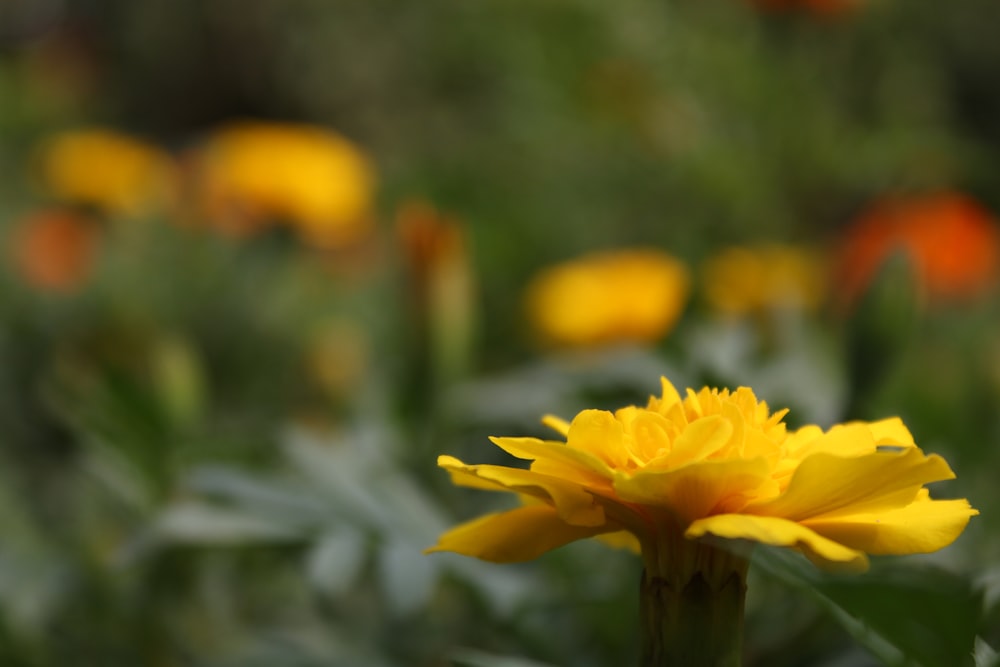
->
[1,0,999,665]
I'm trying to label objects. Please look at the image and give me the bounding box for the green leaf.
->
[754,547,982,667]
[844,251,921,418]
[306,528,368,596]
[449,648,557,667]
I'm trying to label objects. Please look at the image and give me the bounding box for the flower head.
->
[9,208,101,293]
[34,128,176,217]
[701,244,827,317]
[195,122,375,247]
[836,192,1000,308]
[525,249,690,348]
[429,378,976,573]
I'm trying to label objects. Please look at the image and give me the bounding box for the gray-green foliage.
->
[1,0,999,665]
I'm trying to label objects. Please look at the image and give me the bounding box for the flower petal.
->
[686,514,868,572]
[567,409,629,468]
[746,447,956,521]
[438,455,605,526]
[614,457,771,524]
[866,417,916,448]
[438,455,509,491]
[619,408,678,465]
[648,376,687,425]
[425,505,613,562]
[489,436,613,488]
[667,415,734,466]
[541,414,570,437]
[596,530,641,553]
[803,495,978,555]
[783,422,877,462]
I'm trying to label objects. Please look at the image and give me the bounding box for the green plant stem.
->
[638,529,749,666]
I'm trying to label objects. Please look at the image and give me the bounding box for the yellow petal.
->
[783,422,877,462]
[667,415,734,466]
[567,409,629,468]
[438,456,605,526]
[542,414,571,436]
[781,424,825,457]
[489,436,613,488]
[865,416,916,449]
[661,376,682,404]
[596,530,641,553]
[746,447,956,521]
[649,377,688,426]
[803,496,978,555]
[653,376,683,408]
[686,514,868,573]
[438,455,508,491]
[425,505,613,563]
[623,409,678,465]
[720,401,746,457]
[613,457,771,524]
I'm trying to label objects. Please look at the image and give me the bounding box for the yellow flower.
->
[525,249,690,347]
[196,122,375,247]
[34,128,176,217]
[429,377,976,573]
[701,244,827,317]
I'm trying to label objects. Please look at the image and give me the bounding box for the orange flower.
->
[396,201,476,381]
[9,209,101,293]
[835,193,1000,307]
[396,201,466,286]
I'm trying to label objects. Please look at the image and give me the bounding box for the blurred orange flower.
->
[34,128,176,217]
[10,209,101,293]
[835,192,1000,307]
[702,244,827,317]
[196,122,376,247]
[396,201,467,286]
[396,201,476,381]
[525,249,690,348]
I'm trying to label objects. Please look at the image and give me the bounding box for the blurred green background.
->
[1,0,999,665]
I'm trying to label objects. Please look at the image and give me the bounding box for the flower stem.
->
[639,534,749,666]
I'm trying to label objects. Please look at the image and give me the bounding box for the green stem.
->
[638,530,749,667]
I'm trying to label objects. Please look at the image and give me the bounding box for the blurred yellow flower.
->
[701,245,827,317]
[525,249,689,347]
[196,122,376,247]
[429,377,976,574]
[34,128,176,217]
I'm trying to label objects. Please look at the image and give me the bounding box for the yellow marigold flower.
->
[525,249,689,347]
[429,377,976,573]
[196,122,375,247]
[34,128,176,217]
[701,244,827,317]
